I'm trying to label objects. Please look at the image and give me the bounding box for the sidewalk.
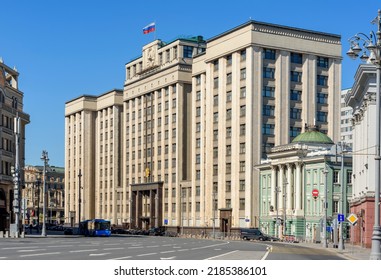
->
[292,241,371,260]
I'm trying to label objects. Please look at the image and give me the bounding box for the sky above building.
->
[1,0,379,166]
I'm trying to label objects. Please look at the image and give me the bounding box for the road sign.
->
[245,218,250,222]
[347,213,358,225]
[164,219,168,225]
[326,226,332,232]
[338,214,345,222]
[312,189,319,198]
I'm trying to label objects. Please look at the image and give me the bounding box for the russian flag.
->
[143,22,155,34]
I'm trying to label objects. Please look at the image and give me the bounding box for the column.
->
[271,166,277,211]
[278,165,284,210]
[287,164,293,212]
[295,162,302,213]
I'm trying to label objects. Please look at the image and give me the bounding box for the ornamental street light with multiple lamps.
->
[41,150,49,237]
[347,9,381,259]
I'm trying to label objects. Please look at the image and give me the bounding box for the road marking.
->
[146,245,159,248]
[161,250,175,254]
[18,249,46,252]
[137,253,157,257]
[103,247,125,251]
[48,245,74,248]
[261,246,272,260]
[177,249,189,252]
[127,246,144,249]
[20,252,61,258]
[89,253,111,256]
[173,246,181,249]
[70,249,98,253]
[160,256,176,260]
[2,246,39,250]
[191,241,230,251]
[0,257,7,259]
[110,256,132,260]
[205,250,239,260]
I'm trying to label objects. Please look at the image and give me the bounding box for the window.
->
[291,52,303,64]
[226,73,232,84]
[333,170,339,184]
[347,171,352,184]
[226,181,231,192]
[213,112,218,122]
[213,95,218,106]
[240,105,246,117]
[213,129,218,141]
[196,138,201,148]
[317,57,329,68]
[196,106,201,117]
[264,49,276,60]
[212,60,219,73]
[226,163,231,174]
[239,180,245,191]
[240,87,246,98]
[291,71,302,82]
[263,67,275,79]
[226,109,232,120]
[226,145,232,156]
[183,46,193,58]
[290,89,302,101]
[226,54,232,66]
[290,127,301,137]
[317,111,328,122]
[196,154,201,164]
[226,91,232,102]
[196,90,201,101]
[317,75,328,86]
[240,124,246,135]
[263,105,275,116]
[240,143,246,154]
[239,161,245,172]
[196,122,201,132]
[240,68,246,80]
[214,77,219,88]
[317,93,328,104]
[290,108,302,119]
[213,147,218,158]
[333,200,339,213]
[240,49,246,61]
[263,86,275,97]
[226,199,231,209]
[213,164,218,176]
[226,127,232,137]
[239,198,245,210]
[262,124,275,135]
[195,75,201,85]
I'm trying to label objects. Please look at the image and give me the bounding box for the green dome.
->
[292,126,333,144]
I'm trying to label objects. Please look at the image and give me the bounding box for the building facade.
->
[341,88,353,149]
[65,21,342,234]
[256,126,352,242]
[23,165,65,226]
[0,59,30,233]
[346,64,381,247]
[191,21,341,231]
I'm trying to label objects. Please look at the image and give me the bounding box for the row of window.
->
[264,48,329,68]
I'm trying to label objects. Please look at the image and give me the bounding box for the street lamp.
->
[347,9,381,259]
[78,169,82,224]
[322,162,329,248]
[41,150,49,237]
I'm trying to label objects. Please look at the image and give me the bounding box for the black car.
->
[240,228,268,241]
[148,227,164,236]
[64,228,73,235]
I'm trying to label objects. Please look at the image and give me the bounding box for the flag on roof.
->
[143,22,155,34]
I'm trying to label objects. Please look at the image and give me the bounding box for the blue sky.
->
[1,0,380,166]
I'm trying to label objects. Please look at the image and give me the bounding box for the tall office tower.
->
[341,88,353,149]
[191,21,341,231]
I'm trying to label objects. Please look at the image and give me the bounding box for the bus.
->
[79,219,111,237]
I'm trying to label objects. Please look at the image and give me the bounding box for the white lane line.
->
[2,246,39,250]
[70,249,98,253]
[160,250,175,254]
[127,246,143,249]
[89,253,111,256]
[177,249,189,252]
[261,246,272,260]
[18,249,46,252]
[0,257,8,259]
[146,245,159,248]
[103,247,125,251]
[47,245,74,248]
[137,252,157,257]
[205,250,239,260]
[160,256,176,260]
[20,252,61,258]
[109,256,132,260]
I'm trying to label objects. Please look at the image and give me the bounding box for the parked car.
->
[148,227,165,236]
[240,228,269,241]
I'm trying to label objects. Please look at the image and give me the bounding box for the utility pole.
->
[338,141,346,251]
[323,162,329,248]
[283,180,288,237]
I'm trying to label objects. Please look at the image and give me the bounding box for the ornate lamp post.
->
[41,150,49,237]
[347,9,381,259]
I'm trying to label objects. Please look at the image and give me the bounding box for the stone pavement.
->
[291,241,372,260]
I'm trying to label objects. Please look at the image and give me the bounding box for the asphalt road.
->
[0,235,345,260]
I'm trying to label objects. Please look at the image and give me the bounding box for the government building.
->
[65,20,342,235]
